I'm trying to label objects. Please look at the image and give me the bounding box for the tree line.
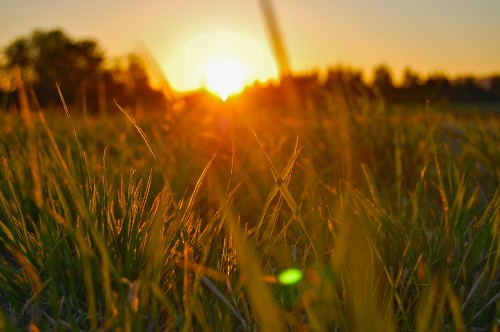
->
[242,65,500,112]
[367,65,500,104]
[1,29,499,115]
[0,29,168,114]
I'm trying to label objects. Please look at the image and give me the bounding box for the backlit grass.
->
[0,92,499,330]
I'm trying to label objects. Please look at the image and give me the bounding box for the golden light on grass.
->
[202,54,249,101]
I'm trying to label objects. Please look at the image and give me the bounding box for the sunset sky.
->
[1,0,499,92]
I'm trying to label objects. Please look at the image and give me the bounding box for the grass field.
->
[0,90,499,330]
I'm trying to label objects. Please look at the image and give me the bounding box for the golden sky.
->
[1,0,499,91]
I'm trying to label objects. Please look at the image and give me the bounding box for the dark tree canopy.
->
[373,65,394,89]
[402,68,421,88]
[4,29,105,106]
[2,28,168,112]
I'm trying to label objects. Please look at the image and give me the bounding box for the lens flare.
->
[278,268,303,285]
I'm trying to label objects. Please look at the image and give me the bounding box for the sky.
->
[1,0,499,92]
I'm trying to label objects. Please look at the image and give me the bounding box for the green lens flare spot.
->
[278,268,303,285]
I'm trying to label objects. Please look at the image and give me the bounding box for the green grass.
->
[0,92,499,331]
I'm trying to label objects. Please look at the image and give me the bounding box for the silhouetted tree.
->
[372,64,395,101]
[490,76,500,97]
[3,29,104,106]
[107,54,167,113]
[1,28,170,113]
[323,66,367,104]
[125,55,151,96]
[422,74,451,102]
[373,65,393,88]
[401,68,421,88]
[5,38,31,68]
[449,76,499,103]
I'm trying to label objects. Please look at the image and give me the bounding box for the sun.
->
[202,54,249,101]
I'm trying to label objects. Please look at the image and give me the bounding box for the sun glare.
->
[203,54,248,101]
[162,30,278,93]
